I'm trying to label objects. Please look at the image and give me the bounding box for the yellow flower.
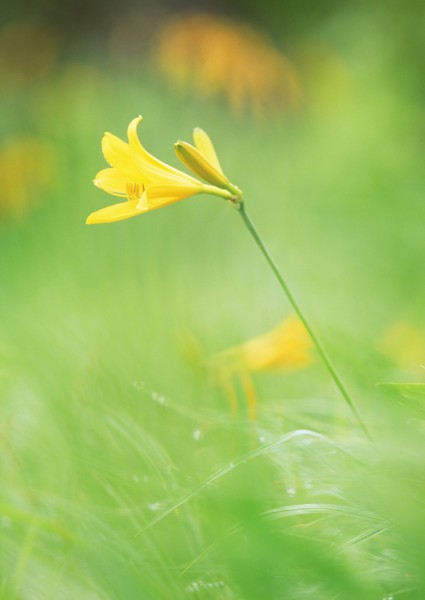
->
[0,136,55,222]
[155,13,301,120]
[87,116,233,224]
[217,316,313,373]
[380,321,425,373]
[211,316,314,419]
[174,127,242,198]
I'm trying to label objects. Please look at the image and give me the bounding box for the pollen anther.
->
[126,183,143,201]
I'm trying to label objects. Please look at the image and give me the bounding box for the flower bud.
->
[174,141,230,189]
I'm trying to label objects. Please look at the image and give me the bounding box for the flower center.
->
[126,183,144,201]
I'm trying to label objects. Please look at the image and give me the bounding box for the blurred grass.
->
[0,9,425,599]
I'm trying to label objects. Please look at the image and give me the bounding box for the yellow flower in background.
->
[217,316,314,373]
[380,321,425,373]
[155,13,301,119]
[0,137,55,222]
[211,316,314,419]
[87,116,234,224]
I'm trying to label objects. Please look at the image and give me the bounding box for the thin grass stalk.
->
[237,202,371,440]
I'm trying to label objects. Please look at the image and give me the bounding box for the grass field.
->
[1,12,425,598]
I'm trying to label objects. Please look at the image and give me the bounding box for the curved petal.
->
[93,168,129,197]
[86,199,144,224]
[193,127,224,174]
[127,116,174,173]
[101,130,171,187]
[102,133,142,180]
[127,116,202,185]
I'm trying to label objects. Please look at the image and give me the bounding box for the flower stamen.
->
[126,182,143,201]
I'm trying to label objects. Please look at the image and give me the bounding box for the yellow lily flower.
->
[380,321,425,374]
[87,116,233,224]
[211,316,314,419]
[234,316,313,372]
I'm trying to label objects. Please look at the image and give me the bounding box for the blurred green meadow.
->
[1,2,425,599]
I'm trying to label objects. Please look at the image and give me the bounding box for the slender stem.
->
[237,202,371,440]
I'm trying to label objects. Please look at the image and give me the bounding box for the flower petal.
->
[193,127,224,174]
[101,128,173,187]
[127,116,202,186]
[86,199,145,224]
[101,133,142,180]
[142,196,182,210]
[146,183,203,200]
[93,168,128,197]
[140,183,203,210]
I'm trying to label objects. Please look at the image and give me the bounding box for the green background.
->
[1,1,424,598]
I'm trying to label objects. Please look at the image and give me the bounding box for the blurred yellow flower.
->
[212,316,314,419]
[155,13,301,119]
[87,116,234,224]
[0,137,54,222]
[380,321,425,373]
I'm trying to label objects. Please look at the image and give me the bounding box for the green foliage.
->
[0,7,424,598]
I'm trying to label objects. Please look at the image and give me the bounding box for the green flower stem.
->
[203,185,234,200]
[237,202,371,440]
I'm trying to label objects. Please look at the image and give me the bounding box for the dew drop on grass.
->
[186,580,226,593]
[192,428,203,441]
[151,391,167,405]
[286,487,296,497]
[187,581,200,592]
[148,502,163,511]
[132,380,146,392]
